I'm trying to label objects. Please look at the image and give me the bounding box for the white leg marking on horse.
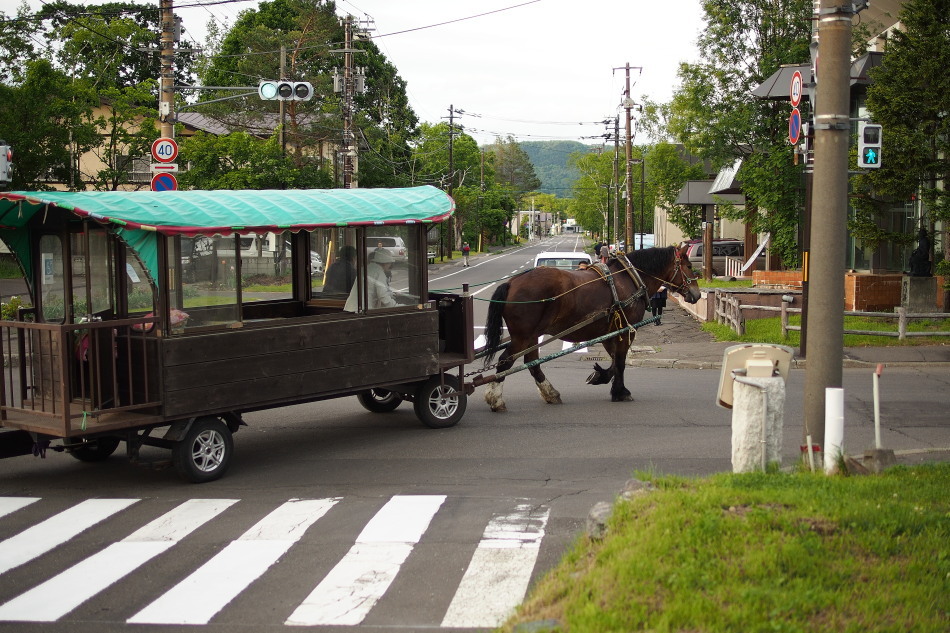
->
[484,382,507,412]
[536,379,562,405]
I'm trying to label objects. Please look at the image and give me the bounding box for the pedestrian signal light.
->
[0,143,11,184]
[858,122,882,169]
[258,80,313,101]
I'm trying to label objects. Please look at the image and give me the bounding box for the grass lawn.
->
[502,464,950,633]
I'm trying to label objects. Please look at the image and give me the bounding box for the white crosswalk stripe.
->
[0,499,237,622]
[286,495,445,626]
[441,502,550,628]
[0,495,551,629]
[129,498,339,625]
[0,498,138,576]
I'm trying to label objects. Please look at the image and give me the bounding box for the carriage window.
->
[124,245,155,316]
[237,231,293,304]
[168,234,238,332]
[343,226,425,313]
[313,228,356,296]
[71,229,115,319]
[39,235,66,323]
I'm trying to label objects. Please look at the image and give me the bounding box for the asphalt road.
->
[1,238,948,632]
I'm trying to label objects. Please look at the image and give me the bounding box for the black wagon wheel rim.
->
[191,429,227,472]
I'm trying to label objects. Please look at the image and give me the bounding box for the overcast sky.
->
[18,0,706,146]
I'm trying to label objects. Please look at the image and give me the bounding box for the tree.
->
[198,0,419,188]
[178,130,332,190]
[858,0,950,305]
[0,59,97,190]
[663,0,813,266]
[485,135,541,200]
[567,150,614,238]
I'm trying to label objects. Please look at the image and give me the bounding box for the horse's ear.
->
[677,244,689,258]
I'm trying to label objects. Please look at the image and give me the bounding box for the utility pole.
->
[331,15,368,188]
[447,105,455,258]
[802,0,852,459]
[279,46,286,156]
[614,63,642,249]
[613,116,620,249]
[158,0,175,139]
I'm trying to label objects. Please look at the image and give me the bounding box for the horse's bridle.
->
[617,250,698,297]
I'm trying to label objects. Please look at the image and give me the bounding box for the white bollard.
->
[824,387,845,473]
[731,376,786,473]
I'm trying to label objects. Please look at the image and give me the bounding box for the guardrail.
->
[716,296,950,340]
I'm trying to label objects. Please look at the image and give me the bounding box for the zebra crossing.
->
[0,495,551,629]
[474,327,588,355]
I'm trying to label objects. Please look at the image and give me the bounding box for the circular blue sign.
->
[788,108,802,145]
[151,172,178,191]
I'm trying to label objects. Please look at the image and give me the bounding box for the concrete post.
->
[731,376,785,473]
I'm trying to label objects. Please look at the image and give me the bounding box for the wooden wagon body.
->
[0,186,473,481]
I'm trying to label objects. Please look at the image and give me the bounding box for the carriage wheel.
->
[413,375,466,429]
[68,436,121,462]
[173,417,233,483]
[356,389,403,413]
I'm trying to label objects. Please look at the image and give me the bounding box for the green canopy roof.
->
[0,186,454,289]
[0,186,454,235]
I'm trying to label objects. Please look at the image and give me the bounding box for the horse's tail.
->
[482,281,510,367]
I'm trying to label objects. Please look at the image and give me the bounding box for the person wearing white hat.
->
[344,248,398,311]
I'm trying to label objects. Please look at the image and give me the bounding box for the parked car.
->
[533,251,593,269]
[367,236,408,263]
[682,238,765,276]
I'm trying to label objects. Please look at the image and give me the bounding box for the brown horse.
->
[481,246,700,411]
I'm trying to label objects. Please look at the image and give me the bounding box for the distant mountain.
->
[520,141,598,197]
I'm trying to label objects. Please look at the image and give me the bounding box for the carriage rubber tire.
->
[173,417,233,483]
[413,375,466,429]
[356,389,403,413]
[68,436,121,462]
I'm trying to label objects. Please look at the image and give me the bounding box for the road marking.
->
[128,498,338,625]
[0,497,39,520]
[0,499,237,622]
[285,494,446,626]
[0,498,138,576]
[441,502,550,628]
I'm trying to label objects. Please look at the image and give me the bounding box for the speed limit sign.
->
[151,137,178,163]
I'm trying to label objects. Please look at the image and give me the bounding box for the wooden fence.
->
[716,295,950,340]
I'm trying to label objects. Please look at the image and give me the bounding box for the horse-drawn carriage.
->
[0,186,473,482]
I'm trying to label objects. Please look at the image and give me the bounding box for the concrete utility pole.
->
[802,0,852,456]
[158,0,175,138]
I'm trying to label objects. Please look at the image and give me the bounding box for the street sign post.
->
[151,172,178,191]
[151,137,178,163]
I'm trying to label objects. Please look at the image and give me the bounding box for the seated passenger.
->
[323,245,357,294]
[344,249,398,311]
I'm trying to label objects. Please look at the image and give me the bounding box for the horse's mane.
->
[626,246,675,275]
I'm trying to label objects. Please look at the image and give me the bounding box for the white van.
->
[533,251,593,269]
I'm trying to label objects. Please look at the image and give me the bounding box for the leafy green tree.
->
[198,0,418,188]
[0,59,96,190]
[567,150,614,238]
[664,0,812,266]
[857,0,950,305]
[83,83,158,190]
[485,135,541,200]
[178,130,332,190]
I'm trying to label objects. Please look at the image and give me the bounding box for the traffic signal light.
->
[0,143,11,185]
[258,80,313,101]
[858,122,882,169]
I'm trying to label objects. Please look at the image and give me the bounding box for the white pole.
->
[824,387,845,473]
[873,363,883,449]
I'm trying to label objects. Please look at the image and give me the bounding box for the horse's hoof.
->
[490,404,508,412]
[547,397,563,405]
[611,394,634,402]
